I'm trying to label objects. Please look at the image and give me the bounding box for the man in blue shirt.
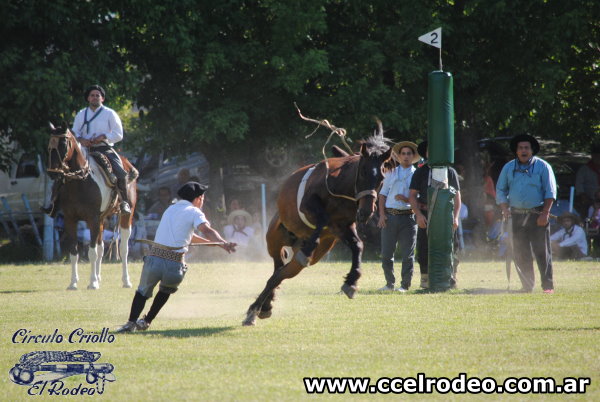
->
[496,134,557,293]
[377,142,420,292]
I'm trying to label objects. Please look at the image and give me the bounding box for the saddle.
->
[89,152,139,187]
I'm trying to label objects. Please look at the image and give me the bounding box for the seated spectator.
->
[550,211,591,260]
[129,212,149,260]
[223,210,254,248]
[147,186,172,219]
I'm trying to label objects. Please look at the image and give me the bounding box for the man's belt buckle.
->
[385,208,414,216]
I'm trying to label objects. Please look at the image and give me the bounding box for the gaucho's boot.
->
[40,182,62,218]
[116,177,132,215]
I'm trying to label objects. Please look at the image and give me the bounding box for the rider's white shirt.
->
[72,106,123,146]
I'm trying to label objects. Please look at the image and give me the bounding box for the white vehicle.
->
[0,150,49,224]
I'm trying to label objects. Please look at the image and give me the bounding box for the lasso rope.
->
[294,103,360,202]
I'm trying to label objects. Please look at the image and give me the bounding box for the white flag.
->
[418,27,442,49]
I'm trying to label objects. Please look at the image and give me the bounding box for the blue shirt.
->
[496,157,557,209]
[380,165,415,209]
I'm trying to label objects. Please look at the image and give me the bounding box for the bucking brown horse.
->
[243,118,392,325]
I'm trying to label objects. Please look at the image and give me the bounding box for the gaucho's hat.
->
[392,141,420,164]
[84,85,106,101]
[510,134,540,155]
[177,181,207,201]
[557,211,580,225]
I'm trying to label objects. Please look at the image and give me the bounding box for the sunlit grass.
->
[1,258,598,400]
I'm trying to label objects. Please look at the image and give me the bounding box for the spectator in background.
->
[586,190,600,258]
[129,212,149,260]
[172,168,191,197]
[223,210,255,248]
[550,211,590,260]
[575,143,600,217]
[147,187,172,219]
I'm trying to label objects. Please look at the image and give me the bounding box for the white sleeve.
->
[105,109,123,144]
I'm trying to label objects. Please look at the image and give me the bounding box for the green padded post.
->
[426,70,455,291]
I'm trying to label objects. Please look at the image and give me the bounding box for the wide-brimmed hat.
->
[392,141,420,164]
[417,140,428,159]
[558,211,579,224]
[227,209,252,225]
[510,134,540,155]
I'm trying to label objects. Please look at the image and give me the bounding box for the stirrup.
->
[120,201,131,215]
[40,204,57,218]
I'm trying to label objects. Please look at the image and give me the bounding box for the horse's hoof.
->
[242,311,258,326]
[67,284,78,291]
[341,283,358,299]
[123,281,132,288]
[87,282,99,290]
[258,310,272,320]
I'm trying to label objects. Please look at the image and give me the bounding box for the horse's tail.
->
[120,155,139,182]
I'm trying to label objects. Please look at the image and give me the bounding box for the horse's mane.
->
[359,134,393,156]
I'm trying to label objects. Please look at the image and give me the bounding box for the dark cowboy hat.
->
[417,140,428,159]
[392,141,420,164]
[84,85,106,101]
[509,134,540,155]
[557,211,580,225]
[177,181,207,201]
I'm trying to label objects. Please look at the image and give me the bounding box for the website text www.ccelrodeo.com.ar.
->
[303,373,591,395]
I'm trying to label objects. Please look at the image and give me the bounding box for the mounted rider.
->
[42,85,132,217]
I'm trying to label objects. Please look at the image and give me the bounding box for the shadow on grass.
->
[142,326,236,338]
[528,327,600,332]
[0,290,38,294]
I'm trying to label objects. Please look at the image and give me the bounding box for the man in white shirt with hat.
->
[377,141,420,292]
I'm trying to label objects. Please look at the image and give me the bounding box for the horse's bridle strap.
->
[355,189,377,200]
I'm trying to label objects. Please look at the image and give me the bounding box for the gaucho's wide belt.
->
[385,208,414,216]
[511,207,542,214]
[149,246,185,263]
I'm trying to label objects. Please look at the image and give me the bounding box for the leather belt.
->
[511,207,541,214]
[385,208,414,216]
[149,246,185,263]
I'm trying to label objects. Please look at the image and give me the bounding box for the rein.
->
[47,130,90,180]
[296,104,376,202]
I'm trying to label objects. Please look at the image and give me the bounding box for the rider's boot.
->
[117,177,131,215]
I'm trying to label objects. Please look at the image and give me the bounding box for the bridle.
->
[47,129,90,180]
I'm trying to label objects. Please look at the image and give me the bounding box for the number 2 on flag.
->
[418,27,442,49]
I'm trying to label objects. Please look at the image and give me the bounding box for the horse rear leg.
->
[119,224,133,288]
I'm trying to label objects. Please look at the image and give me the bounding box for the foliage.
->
[1,260,599,399]
[0,0,598,172]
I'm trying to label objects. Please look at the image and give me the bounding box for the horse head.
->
[47,122,88,180]
[355,121,392,223]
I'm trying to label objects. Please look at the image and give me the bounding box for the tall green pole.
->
[427,70,455,291]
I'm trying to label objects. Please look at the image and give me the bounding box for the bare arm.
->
[453,190,462,230]
[197,222,236,253]
[537,198,554,227]
[409,189,426,229]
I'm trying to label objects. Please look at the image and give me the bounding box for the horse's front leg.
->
[64,219,79,290]
[119,226,132,288]
[87,223,102,290]
[243,258,306,326]
[340,223,364,299]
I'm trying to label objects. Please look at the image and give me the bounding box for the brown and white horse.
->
[243,121,392,325]
[47,123,136,290]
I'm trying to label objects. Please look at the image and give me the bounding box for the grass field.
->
[1,257,599,400]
